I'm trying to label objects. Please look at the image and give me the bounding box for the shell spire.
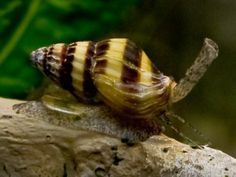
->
[31,42,98,102]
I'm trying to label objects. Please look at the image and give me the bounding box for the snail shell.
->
[31,38,176,119]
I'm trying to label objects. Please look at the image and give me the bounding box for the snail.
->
[30,38,218,143]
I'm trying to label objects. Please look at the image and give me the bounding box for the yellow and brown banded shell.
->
[31,38,174,118]
[92,39,174,118]
[31,41,98,102]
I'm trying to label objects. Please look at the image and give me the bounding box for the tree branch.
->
[0,97,235,177]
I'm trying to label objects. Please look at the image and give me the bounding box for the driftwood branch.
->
[0,97,235,177]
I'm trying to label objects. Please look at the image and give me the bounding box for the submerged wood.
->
[0,97,235,177]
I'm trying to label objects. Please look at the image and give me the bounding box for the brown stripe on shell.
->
[48,47,53,55]
[59,44,75,90]
[67,46,76,54]
[94,59,107,75]
[93,40,109,75]
[82,41,97,98]
[41,45,66,84]
[43,46,53,76]
[95,39,110,57]
[121,40,142,84]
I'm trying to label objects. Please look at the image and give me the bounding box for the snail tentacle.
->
[172,38,219,103]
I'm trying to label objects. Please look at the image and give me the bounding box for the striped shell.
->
[31,38,176,119]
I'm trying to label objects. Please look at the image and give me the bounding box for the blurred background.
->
[0,0,235,157]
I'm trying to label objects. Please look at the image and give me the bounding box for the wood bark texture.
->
[0,97,235,177]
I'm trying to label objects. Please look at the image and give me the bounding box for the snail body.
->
[31,38,218,120]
